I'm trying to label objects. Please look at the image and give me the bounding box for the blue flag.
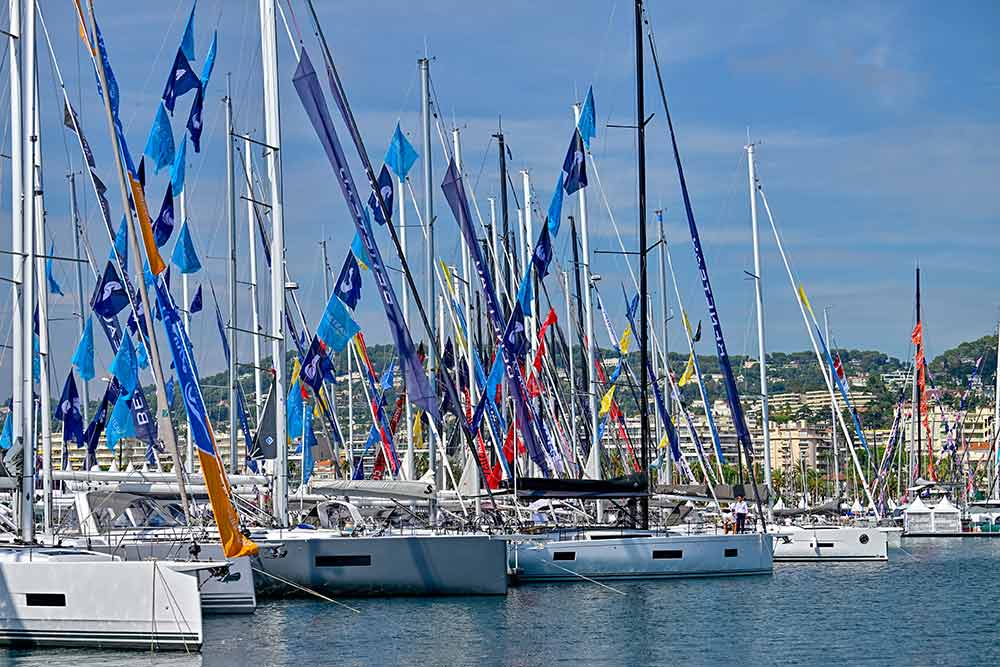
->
[0,405,11,450]
[300,336,334,395]
[334,252,362,310]
[171,221,202,274]
[316,292,360,353]
[153,183,175,247]
[287,380,304,444]
[166,375,176,407]
[106,392,135,451]
[45,241,64,296]
[55,371,85,447]
[109,216,128,269]
[162,48,201,114]
[91,261,129,319]
[578,86,596,150]
[72,316,96,381]
[384,122,418,179]
[109,333,138,397]
[187,86,204,152]
[171,133,187,195]
[180,2,196,61]
[144,102,175,173]
[298,405,316,485]
[200,30,217,85]
[503,301,528,359]
[547,172,565,237]
[532,225,553,279]
[350,231,370,270]
[190,284,203,313]
[368,164,394,225]
[562,128,588,195]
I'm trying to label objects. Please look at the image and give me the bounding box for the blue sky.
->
[2,1,998,399]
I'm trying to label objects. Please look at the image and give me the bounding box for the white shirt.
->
[733,500,749,515]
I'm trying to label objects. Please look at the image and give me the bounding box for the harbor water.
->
[3,537,998,666]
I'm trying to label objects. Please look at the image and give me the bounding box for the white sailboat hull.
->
[510,532,774,582]
[772,525,888,561]
[252,530,509,596]
[0,554,203,650]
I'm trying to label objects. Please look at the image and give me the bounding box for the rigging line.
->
[121,0,186,136]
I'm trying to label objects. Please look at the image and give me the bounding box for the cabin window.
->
[816,542,835,548]
[653,550,683,560]
[724,548,738,558]
[859,534,870,545]
[26,593,66,607]
[315,555,371,567]
[552,551,576,561]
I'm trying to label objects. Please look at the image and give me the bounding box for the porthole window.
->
[859,534,870,545]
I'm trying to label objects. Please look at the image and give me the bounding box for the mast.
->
[993,320,1000,500]
[656,210,671,484]
[495,125,511,316]
[259,0,288,524]
[69,175,89,421]
[18,0,35,541]
[243,136,263,422]
[225,75,239,474]
[564,269,577,463]
[418,56,437,496]
[910,266,920,488]
[747,142,771,509]
[399,142,413,481]
[635,0,650,528]
[824,308,839,499]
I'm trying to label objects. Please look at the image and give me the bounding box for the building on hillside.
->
[882,369,911,392]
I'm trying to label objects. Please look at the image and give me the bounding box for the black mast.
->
[494,124,512,319]
[915,266,922,477]
[635,0,651,529]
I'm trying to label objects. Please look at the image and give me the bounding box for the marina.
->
[0,0,996,664]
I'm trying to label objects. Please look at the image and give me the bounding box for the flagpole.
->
[259,0,288,525]
[244,135,264,424]
[225,75,239,474]
[747,141,772,515]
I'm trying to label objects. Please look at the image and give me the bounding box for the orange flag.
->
[128,174,166,275]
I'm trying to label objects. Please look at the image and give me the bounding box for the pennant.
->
[300,336,334,394]
[171,133,187,195]
[578,86,596,149]
[138,156,147,189]
[128,173,167,276]
[0,408,11,450]
[190,284,203,313]
[162,48,201,114]
[153,183,175,247]
[798,283,814,318]
[547,172,565,237]
[367,164,394,225]
[200,30,218,85]
[105,392,135,451]
[618,325,632,356]
[166,375,176,407]
[692,320,702,343]
[45,242,64,296]
[72,317,96,381]
[599,385,617,417]
[109,333,139,397]
[179,2,196,61]
[532,225,553,279]
[316,292,361,353]
[334,252,362,310]
[171,221,202,274]
[187,86,204,152]
[91,261,129,319]
[678,353,696,387]
[56,372,86,447]
[143,102,175,172]
[299,405,316,484]
[562,128,588,195]
[384,122,418,179]
[287,378,304,444]
[109,216,128,269]
[350,231,370,270]
[502,302,528,359]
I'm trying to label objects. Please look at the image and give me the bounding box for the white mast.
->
[824,308,839,499]
[260,0,287,524]
[574,104,600,498]
[747,142,772,507]
[656,210,671,484]
[418,56,437,496]
[225,75,239,474]
[399,141,413,481]
[243,136,263,422]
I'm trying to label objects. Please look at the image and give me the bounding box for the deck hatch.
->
[26,593,66,607]
[552,551,576,561]
[652,549,683,559]
[315,555,372,567]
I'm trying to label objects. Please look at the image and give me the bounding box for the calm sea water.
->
[3,537,998,666]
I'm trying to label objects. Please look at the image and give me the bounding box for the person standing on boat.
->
[733,495,749,534]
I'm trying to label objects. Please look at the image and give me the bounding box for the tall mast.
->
[910,266,920,488]
[243,136,263,422]
[259,0,288,524]
[225,75,239,474]
[495,125,511,315]
[69,174,89,421]
[635,0,650,528]
[18,0,35,541]
[656,210,671,484]
[399,142,413,481]
[418,56,437,495]
[747,142,771,508]
[992,320,1000,500]
[824,308,839,499]
[181,186,192,471]
[8,0,24,539]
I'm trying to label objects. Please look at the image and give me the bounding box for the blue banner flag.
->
[547,172,565,237]
[578,86,596,150]
[316,291,360,353]
[532,225,553,279]
[368,164,394,225]
[201,31,217,85]
[56,371,86,447]
[166,375,176,408]
[109,333,139,397]
[72,316,95,381]
[153,183,175,247]
[350,231,371,270]
[287,380,304,444]
[298,405,316,485]
[171,221,202,274]
[187,86,204,152]
[301,336,334,394]
[91,261,129,319]
[144,102,175,173]
[334,252,362,309]
[385,122,418,179]
[109,215,128,269]
[45,242,64,296]
[171,133,187,195]
[0,403,12,450]
[292,48,439,421]
[162,48,201,114]
[190,284,203,314]
[105,392,135,451]
[562,128,588,195]
[83,385,114,465]
[180,2,196,61]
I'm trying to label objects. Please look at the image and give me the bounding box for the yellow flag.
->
[658,433,669,451]
[797,283,814,317]
[618,326,632,355]
[681,310,693,338]
[678,353,696,387]
[290,358,302,385]
[412,409,424,447]
[439,260,456,296]
[599,385,617,417]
